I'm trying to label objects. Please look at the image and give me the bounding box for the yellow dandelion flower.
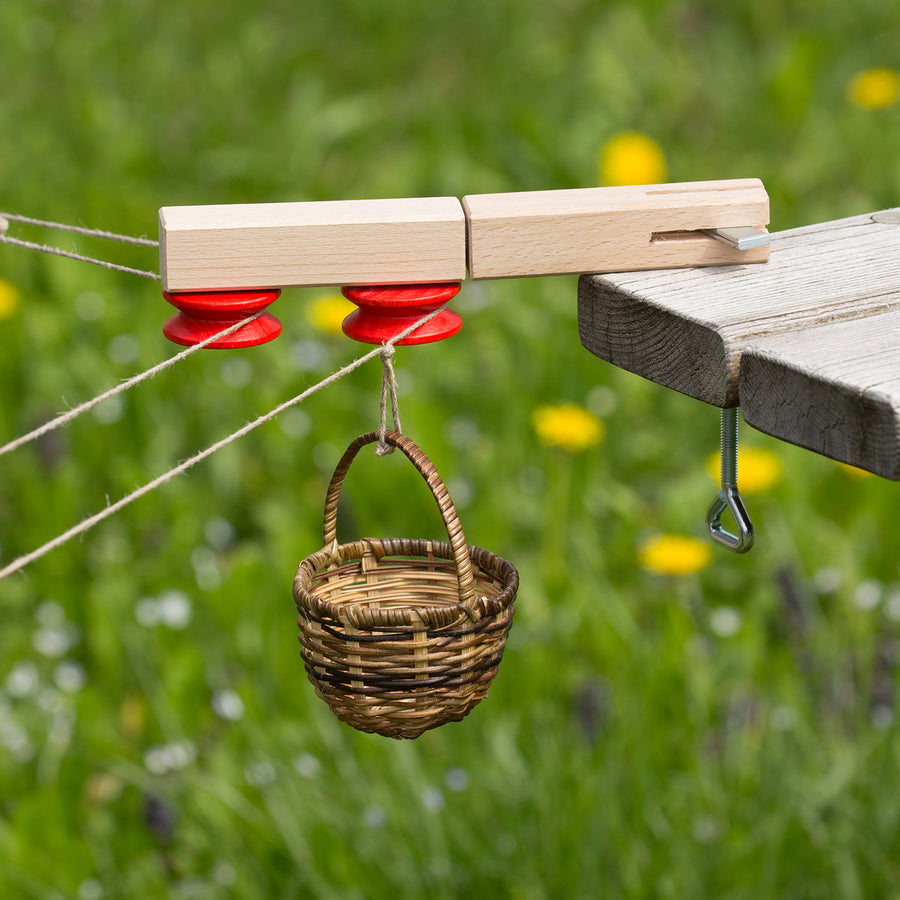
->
[598,131,667,186]
[306,293,356,336]
[838,461,873,479]
[84,772,124,805]
[119,694,147,738]
[705,446,782,494]
[532,403,605,453]
[639,534,712,576]
[847,68,900,109]
[0,279,21,319]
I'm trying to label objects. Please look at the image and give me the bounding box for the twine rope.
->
[0,233,160,280]
[376,345,402,456]
[0,212,158,247]
[0,213,159,279]
[0,312,264,459]
[0,304,449,581]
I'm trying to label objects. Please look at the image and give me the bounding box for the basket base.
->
[304,659,503,739]
[316,692,489,740]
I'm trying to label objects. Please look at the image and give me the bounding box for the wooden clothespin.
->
[461,179,770,279]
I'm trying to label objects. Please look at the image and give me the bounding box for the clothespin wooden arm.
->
[462,179,769,279]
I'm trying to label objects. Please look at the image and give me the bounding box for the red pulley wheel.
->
[341,283,462,345]
[162,289,282,348]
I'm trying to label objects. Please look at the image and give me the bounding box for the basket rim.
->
[293,537,518,628]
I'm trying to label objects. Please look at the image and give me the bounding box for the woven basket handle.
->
[322,430,477,605]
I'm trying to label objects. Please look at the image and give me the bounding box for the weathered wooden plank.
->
[740,310,900,479]
[463,179,769,279]
[159,197,467,291]
[578,209,900,407]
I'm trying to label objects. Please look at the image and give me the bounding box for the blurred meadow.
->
[2,1,900,897]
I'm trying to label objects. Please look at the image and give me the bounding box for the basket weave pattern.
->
[293,431,518,739]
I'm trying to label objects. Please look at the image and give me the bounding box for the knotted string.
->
[376,344,402,455]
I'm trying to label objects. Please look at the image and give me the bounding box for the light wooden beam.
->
[160,180,769,292]
[159,197,467,292]
[462,179,769,280]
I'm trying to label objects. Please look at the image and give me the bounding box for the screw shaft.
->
[720,407,739,487]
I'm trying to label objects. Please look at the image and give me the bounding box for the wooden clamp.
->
[462,178,769,279]
[158,179,769,292]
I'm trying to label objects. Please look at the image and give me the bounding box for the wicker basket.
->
[292,430,518,739]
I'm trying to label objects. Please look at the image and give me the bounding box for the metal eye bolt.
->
[706,407,754,553]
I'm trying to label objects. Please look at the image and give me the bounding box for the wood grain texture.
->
[159,197,466,291]
[740,311,900,479]
[463,179,769,279]
[579,209,900,408]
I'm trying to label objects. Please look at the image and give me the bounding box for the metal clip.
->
[703,226,771,251]
[706,407,754,553]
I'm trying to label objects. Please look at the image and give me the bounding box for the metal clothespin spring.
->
[706,407,754,553]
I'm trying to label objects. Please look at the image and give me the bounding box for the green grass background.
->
[2,1,900,897]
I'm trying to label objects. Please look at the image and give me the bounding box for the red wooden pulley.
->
[341,283,462,345]
[162,289,282,348]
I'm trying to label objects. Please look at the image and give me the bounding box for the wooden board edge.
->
[578,273,736,407]
[740,347,900,480]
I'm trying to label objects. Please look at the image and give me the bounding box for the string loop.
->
[376,344,402,455]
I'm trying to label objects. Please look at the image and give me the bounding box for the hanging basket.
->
[292,430,518,739]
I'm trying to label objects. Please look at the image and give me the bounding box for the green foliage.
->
[2,1,900,897]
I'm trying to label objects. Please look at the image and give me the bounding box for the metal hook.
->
[706,407,754,553]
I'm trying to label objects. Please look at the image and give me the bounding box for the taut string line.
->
[0,305,448,581]
[0,213,158,247]
[0,313,264,460]
[0,213,160,280]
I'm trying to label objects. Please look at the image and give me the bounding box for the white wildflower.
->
[709,606,743,638]
[211,689,244,722]
[5,661,39,698]
[363,806,387,829]
[444,767,469,792]
[244,760,277,787]
[421,787,445,812]
[54,660,87,693]
[157,590,192,630]
[853,579,883,611]
[292,752,321,778]
[135,597,160,627]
